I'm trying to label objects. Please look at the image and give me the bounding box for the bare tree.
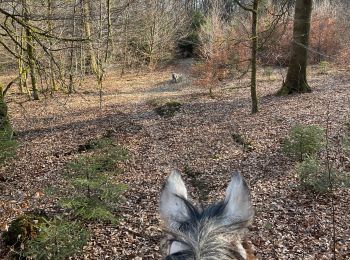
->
[0,0,85,126]
[124,0,190,69]
[234,0,260,113]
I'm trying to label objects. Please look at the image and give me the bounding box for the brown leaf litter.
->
[0,66,350,259]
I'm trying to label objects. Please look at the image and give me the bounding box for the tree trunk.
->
[121,5,130,76]
[47,0,57,92]
[82,0,98,75]
[18,26,28,94]
[277,0,312,95]
[0,85,9,131]
[105,0,113,61]
[23,0,39,100]
[68,0,78,94]
[251,0,259,114]
[26,30,39,100]
[234,0,259,113]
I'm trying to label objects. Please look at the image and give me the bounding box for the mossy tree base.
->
[277,81,312,96]
[277,0,313,96]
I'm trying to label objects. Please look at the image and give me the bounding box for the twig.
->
[325,102,337,259]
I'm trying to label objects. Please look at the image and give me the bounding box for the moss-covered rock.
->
[2,210,48,247]
[154,101,182,117]
[231,133,254,152]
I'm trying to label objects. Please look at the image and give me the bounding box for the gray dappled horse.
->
[160,171,255,260]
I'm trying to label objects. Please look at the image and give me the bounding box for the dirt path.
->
[1,67,350,259]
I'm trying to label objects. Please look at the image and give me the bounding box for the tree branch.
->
[233,0,255,13]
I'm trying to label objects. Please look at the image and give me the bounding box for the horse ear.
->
[160,171,189,228]
[221,171,254,226]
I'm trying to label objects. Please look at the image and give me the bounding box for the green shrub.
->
[296,156,349,194]
[319,60,330,74]
[60,197,116,222]
[67,153,123,175]
[263,66,273,80]
[23,217,88,260]
[78,137,117,153]
[154,101,182,117]
[283,124,325,161]
[297,156,330,193]
[72,138,129,173]
[60,175,126,222]
[342,122,350,155]
[60,156,126,222]
[3,211,88,259]
[78,137,128,154]
[60,139,128,222]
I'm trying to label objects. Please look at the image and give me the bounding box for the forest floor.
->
[1,61,350,259]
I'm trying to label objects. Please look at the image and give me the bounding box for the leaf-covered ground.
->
[1,64,350,259]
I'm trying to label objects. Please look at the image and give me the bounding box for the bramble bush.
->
[231,132,254,152]
[148,98,182,117]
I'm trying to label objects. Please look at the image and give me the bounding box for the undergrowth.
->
[284,123,350,194]
[2,210,47,247]
[3,212,88,259]
[0,124,17,164]
[154,101,182,118]
[296,156,349,194]
[60,137,128,223]
[283,124,325,161]
[23,217,88,260]
[319,60,330,74]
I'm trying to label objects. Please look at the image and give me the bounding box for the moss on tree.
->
[0,84,9,130]
[277,80,311,96]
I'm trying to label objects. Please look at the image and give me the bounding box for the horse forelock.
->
[162,197,253,260]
